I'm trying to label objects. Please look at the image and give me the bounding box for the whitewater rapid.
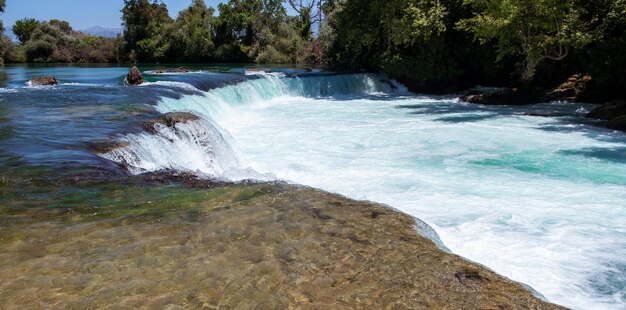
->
[104,73,626,310]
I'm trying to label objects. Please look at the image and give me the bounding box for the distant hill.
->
[82,26,122,38]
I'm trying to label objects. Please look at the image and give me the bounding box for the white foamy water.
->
[101,116,266,181]
[109,74,626,309]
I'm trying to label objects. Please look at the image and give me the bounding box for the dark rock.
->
[134,170,230,188]
[87,140,130,154]
[606,115,626,131]
[125,66,144,86]
[460,88,541,105]
[29,77,58,86]
[516,111,568,117]
[543,74,592,102]
[587,100,626,120]
[143,112,201,133]
[175,67,190,73]
[586,101,626,132]
[152,67,193,75]
[164,112,200,127]
[455,270,483,284]
[461,74,594,105]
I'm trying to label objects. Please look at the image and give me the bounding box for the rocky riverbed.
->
[0,180,562,309]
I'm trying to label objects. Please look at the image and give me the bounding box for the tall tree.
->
[457,0,575,81]
[0,0,5,33]
[0,0,5,64]
[174,0,215,61]
[287,0,321,39]
[215,0,285,47]
[568,0,626,98]
[121,0,174,62]
[12,18,41,44]
[320,0,460,89]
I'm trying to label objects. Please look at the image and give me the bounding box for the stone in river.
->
[29,76,58,86]
[125,66,144,86]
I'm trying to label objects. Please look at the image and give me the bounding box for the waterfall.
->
[98,73,405,179]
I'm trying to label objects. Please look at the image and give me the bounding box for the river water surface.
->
[0,65,624,309]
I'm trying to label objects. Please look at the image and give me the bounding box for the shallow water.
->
[1,65,625,309]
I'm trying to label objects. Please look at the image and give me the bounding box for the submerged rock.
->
[29,76,58,86]
[153,67,193,75]
[174,66,190,73]
[0,182,564,309]
[143,112,201,133]
[163,112,200,127]
[125,66,144,86]
[587,100,626,132]
[87,139,131,154]
[587,100,626,120]
[606,115,626,131]
[461,87,541,105]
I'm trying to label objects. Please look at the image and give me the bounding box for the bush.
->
[25,38,56,62]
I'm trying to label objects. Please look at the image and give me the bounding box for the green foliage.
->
[457,0,576,81]
[0,0,4,63]
[393,1,448,44]
[24,36,56,62]
[12,18,41,44]
[1,37,25,63]
[49,19,73,33]
[321,0,469,90]
[9,20,121,63]
[23,23,63,62]
[569,0,626,98]
[249,21,304,63]
[121,0,174,62]
[0,0,5,34]
[287,0,322,39]
[215,0,286,47]
[173,0,215,61]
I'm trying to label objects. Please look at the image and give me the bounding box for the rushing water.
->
[1,65,625,309]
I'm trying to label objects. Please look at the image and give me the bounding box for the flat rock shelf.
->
[0,182,562,309]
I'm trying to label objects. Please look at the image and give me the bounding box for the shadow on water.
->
[434,114,498,123]
[396,99,626,142]
[560,147,626,164]
[397,101,494,118]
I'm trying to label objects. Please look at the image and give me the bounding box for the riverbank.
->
[0,179,562,309]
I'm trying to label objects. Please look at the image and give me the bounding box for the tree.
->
[457,0,575,81]
[249,17,305,63]
[12,18,41,44]
[174,0,215,61]
[0,0,5,63]
[0,0,5,33]
[121,0,174,62]
[320,0,461,89]
[1,36,25,63]
[287,0,321,39]
[23,22,64,62]
[568,0,626,98]
[213,0,288,61]
[49,19,73,34]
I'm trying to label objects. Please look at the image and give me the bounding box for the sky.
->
[1,0,228,36]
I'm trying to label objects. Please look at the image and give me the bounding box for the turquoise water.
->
[1,65,625,309]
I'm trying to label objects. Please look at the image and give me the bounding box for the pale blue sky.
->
[1,0,227,35]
